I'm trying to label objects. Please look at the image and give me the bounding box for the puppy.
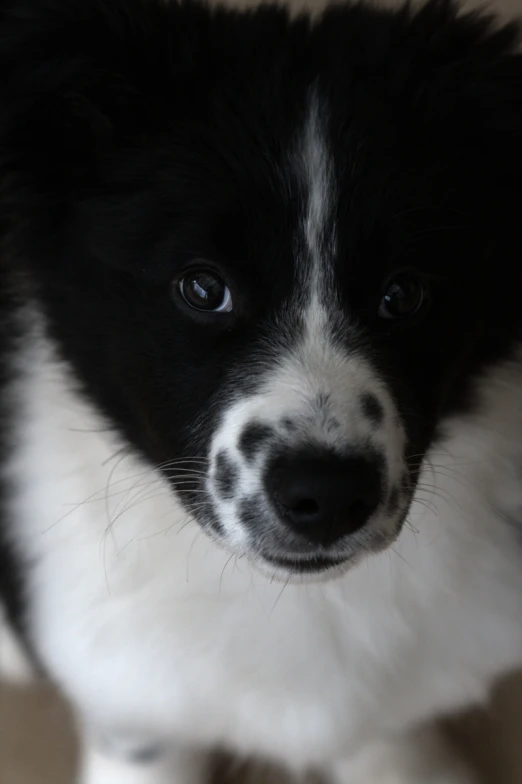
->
[1,0,522,782]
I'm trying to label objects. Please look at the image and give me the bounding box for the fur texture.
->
[1,1,522,782]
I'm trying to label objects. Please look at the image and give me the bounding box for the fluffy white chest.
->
[6,343,522,767]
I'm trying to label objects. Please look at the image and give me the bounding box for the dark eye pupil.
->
[383,277,423,318]
[183,271,225,311]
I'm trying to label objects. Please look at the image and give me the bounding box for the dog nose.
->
[267,452,382,547]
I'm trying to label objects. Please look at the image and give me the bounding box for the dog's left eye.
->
[178,269,233,313]
[378,273,425,320]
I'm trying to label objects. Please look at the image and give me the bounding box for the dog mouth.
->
[259,552,348,574]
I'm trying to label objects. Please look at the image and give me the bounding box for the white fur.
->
[299,89,336,286]
[297,89,338,359]
[4,323,522,783]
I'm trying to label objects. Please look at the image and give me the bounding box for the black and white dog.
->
[1,0,522,781]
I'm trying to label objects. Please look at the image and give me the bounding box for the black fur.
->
[239,422,275,461]
[214,450,239,498]
[360,393,384,425]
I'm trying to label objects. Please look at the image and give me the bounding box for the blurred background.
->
[1,0,521,782]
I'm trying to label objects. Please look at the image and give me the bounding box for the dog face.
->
[2,0,522,576]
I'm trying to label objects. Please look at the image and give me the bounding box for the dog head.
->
[3,0,522,577]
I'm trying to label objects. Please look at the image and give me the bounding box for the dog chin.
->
[249,551,355,584]
[204,508,402,582]
[249,521,404,582]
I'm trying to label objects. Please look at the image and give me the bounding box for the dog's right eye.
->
[378,272,425,320]
[178,268,233,314]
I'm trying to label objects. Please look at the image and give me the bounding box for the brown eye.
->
[379,274,425,320]
[178,269,233,313]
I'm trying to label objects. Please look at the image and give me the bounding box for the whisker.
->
[186,532,202,582]
[390,546,413,569]
[219,554,236,593]
[102,446,130,468]
[270,578,290,615]
[410,496,439,516]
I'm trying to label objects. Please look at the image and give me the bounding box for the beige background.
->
[2,0,522,781]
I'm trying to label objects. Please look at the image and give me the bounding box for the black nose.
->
[267,451,383,547]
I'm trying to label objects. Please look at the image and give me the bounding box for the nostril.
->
[282,496,321,526]
[272,474,320,517]
[293,498,319,516]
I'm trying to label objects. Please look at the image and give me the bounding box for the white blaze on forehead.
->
[298,89,336,304]
[207,93,406,544]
